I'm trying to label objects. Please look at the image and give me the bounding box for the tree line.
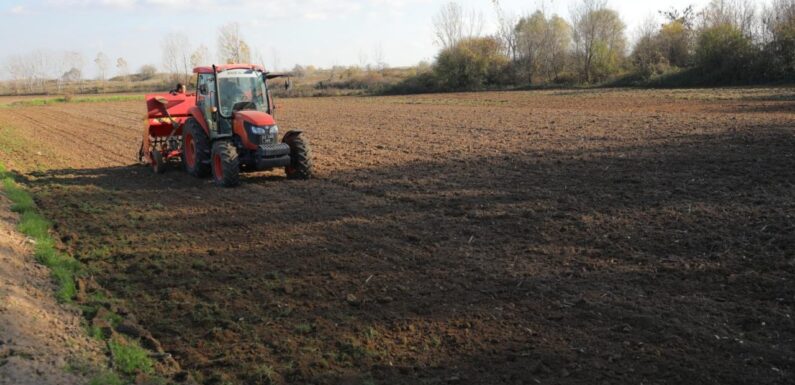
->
[1,22,265,95]
[394,0,795,93]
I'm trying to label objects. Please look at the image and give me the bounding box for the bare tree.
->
[699,0,758,36]
[30,50,52,93]
[358,49,369,70]
[433,2,484,49]
[62,51,84,92]
[762,0,795,41]
[239,40,252,64]
[190,44,210,68]
[218,22,251,64]
[5,55,27,95]
[49,51,68,93]
[162,33,192,84]
[116,57,129,78]
[373,44,387,72]
[271,47,281,72]
[94,52,109,83]
[491,0,519,60]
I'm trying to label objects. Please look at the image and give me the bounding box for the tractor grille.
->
[260,143,291,157]
[260,133,277,145]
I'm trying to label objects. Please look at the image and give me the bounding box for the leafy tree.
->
[659,20,691,67]
[514,12,572,84]
[631,30,668,79]
[571,0,627,83]
[515,11,547,83]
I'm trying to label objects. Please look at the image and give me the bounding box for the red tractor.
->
[140,64,312,187]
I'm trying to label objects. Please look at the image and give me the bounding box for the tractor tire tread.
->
[283,131,313,180]
[212,140,240,187]
[183,118,211,178]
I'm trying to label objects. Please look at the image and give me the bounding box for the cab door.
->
[196,73,218,137]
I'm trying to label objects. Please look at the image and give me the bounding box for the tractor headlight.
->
[249,124,279,144]
[250,125,278,136]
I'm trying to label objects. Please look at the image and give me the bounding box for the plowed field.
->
[0,88,793,385]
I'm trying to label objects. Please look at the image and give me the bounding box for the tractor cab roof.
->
[193,64,266,74]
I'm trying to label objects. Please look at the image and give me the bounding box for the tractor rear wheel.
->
[182,118,210,178]
[151,150,166,174]
[283,131,313,180]
[211,140,240,187]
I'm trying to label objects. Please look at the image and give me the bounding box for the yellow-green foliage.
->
[696,24,755,79]
[434,37,510,89]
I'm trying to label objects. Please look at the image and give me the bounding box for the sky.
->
[0,0,772,79]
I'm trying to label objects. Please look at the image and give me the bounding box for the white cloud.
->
[9,5,26,14]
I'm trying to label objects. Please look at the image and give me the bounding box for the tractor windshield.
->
[216,69,267,117]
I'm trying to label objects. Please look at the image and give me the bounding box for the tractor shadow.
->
[25,126,795,385]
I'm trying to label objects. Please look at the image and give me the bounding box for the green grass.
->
[89,371,126,385]
[294,323,313,334]
[1,164,80,302]
[1,163,164,383]
[6,94,144,108]
[108,338,155,376]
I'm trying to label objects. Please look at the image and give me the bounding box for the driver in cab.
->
[220,79,249,109]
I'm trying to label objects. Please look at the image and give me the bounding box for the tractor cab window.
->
[196,73,218,132]
[217,69,267,118]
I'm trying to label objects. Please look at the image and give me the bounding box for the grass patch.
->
[6,94,144,108]
[249,364,277,384]
[89,371,126,385]
[294,323,313,335]
[108,337,155,376]
[1,164,80,302]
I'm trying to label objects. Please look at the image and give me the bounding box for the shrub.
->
[434,37,510,90]
[139,65,157,80]
[695,24,757,83]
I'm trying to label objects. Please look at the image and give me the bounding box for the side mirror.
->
[267,90,276,116]
[198,84,208,95]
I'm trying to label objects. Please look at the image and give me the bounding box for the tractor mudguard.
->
[189,106,211,136]
[282,130,303,143]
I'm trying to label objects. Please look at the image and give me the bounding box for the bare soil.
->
[0,88,793,385]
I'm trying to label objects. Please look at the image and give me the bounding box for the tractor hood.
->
[234,110,275,126]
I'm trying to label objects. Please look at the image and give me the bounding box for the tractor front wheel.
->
[183,118,210,178]
[283,131,313,180]
[211,140,240,187]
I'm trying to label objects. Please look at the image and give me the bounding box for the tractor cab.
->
[140,64,312,187]
[195,66,274,138]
